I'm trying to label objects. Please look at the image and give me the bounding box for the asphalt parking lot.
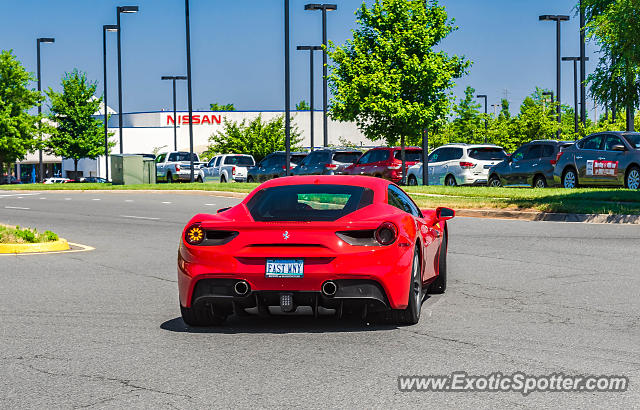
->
[1,190,639,408]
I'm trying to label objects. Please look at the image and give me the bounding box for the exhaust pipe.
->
[234,280,250,296]
[321,281,337,297]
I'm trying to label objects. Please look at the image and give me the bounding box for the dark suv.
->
[341,146,422,183]
[488,140,573,188]
[246,151,308,182]
[290,148,362,176]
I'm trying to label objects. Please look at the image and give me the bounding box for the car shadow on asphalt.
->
[160,314,399,334]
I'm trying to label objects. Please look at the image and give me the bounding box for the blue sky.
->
[1,0,600,118]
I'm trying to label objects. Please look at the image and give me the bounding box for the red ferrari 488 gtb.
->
[177,175,454,326]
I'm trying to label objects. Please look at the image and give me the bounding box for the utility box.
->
[142,158,156,184]
[111,154,144,185]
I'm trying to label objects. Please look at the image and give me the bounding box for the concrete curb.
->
[456,209,640,224]
[0,238,70,254]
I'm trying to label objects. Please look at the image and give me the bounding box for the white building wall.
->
[25,110,375,180]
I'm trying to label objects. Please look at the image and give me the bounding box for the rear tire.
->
[488,175,501,187]
[445,175,457,186]
[247,176,255,183]
[562,168,578,189]
[428,228,447,294]
[533,175,547,188]
[196,175,203,183]
[408,175,418,186]
[392,247,422,325]
[180,304,227,327]
[626,166,640,190]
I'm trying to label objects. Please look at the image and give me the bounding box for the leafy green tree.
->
[296,100,311,111]
[450,86,484,143]
[209,103,235,111]
[203,115,302,162]
[583,0,640,130]
[46,70,111,176]
[0,50,43,174]
[328,0,469,148]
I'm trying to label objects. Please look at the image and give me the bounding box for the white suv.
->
[407,144,507,186]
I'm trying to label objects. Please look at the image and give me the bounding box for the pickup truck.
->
[155,151,203,183]
[199,154,256,183]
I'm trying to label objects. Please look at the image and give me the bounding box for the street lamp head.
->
[297,45,323,51]
[305,3,337,11]
[118,5,139,13]
[539,14,570,21]
[37,38,55,43]
[476,94,487,98]
[161,75,188,81]
[562,56,589,62]
[104,25,119,32]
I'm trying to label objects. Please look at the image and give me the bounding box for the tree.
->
[328,0,469,149]
[209,103,235,111]
[505,88,561,152]
[46,70,110,176]
[296,100,310,111]
[203,115,302,162]
[0,50,43,174]
[583,0,640,131]
[450,86,483,143]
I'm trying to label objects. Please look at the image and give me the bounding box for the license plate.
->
[265,259,304,278]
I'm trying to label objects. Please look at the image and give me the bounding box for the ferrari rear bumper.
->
[188,278,390,314]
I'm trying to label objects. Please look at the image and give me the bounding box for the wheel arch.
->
[624,163,640,188]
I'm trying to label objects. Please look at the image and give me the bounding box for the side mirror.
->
[436,207,455,221]
[612,144,626,152]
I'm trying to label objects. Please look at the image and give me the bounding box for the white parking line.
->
[161,201,172,204]
[64,198,72,201]
[40,197,46,200]
[125,200,134,202]
[204,203,217,206]
[4,206,30,210]
[121,215,160,221]
[92,199,101,201]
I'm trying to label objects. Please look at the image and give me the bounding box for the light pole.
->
[284,0,291,175]
[562,56,589,137]
[103,26,118,182]
[297,45,322,152]
[184,0,195,182]
[579,2,587,126]
[539,14,570,138]
[476,94,488,143]
[36,37,55,182]
[491,104,500,116]
[116,5,139,154]
[161,76,188,151]
[304,3,337,148]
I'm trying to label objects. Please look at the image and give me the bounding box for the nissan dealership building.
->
[15,107,370,181]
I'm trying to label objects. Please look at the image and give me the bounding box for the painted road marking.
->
[204,203,216,206]
[4,206,30,210]
[121,215,160,221]
[0,193,39,198]
[161,201,172,204]
[64,198,72,200]
[125,200,134,202]
[40,197,46,200]
[92,199,101,201]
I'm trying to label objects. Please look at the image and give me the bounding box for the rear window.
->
[169,152,198,162]
[623,134,640,149]
[467,148,507,161]
[332,152,361,164]
[393,150,423,162]
[247,184,374,222]
[291,154,307,165]
[223,155,254,166]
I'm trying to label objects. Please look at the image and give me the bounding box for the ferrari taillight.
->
[185,224,205,245]
[375,222,398,246]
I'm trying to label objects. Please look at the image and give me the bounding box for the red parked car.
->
[341,147,423,183]
[177,175,454,326]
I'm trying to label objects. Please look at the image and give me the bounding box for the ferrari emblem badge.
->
[283,231,290,240]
